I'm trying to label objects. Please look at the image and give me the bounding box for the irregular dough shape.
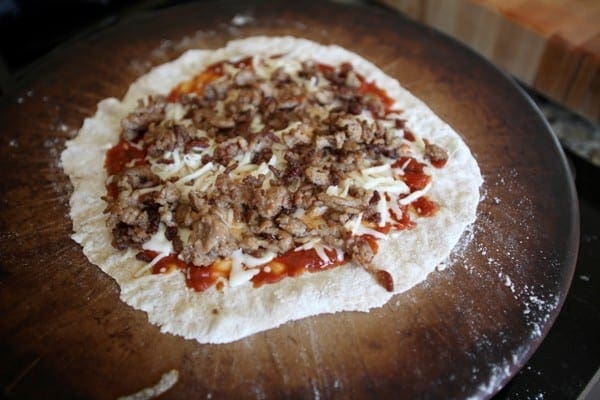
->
[62,36,482,344]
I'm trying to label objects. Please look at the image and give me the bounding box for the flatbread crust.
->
[62,36,482,344]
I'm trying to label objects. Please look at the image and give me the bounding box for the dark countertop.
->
[0,1,598,398]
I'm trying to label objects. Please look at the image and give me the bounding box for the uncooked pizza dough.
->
[62,36,482,344]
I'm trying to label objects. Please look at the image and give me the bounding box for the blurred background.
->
[1,0,597,171]
[0,1,597,399]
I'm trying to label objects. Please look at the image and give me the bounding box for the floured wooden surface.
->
[0,2,577,399]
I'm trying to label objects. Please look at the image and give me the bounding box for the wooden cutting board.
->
[0,1,579,399]
[379,0,600,123]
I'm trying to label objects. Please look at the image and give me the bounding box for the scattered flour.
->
[117,369,179,400]
[44,14,568,397]
[231,13,255,27]
[448,169,566,398]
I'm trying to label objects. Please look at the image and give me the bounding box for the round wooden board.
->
[0,1,579,399]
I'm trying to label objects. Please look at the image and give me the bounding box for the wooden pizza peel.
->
[0,1,579,398]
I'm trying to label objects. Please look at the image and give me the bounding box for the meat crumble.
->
[103,55,448,291]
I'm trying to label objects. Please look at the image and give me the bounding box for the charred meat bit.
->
[213,137,248,165]
[117,165,160,191]
[144,124,177,158]
[136,251,154,262]
[121,96,168,140]
[185,137,210,153]
[374,269,394,292]
[425,141,449,168]
[349,236,375,266]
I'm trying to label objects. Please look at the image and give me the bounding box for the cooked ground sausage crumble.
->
[103,55,448,291]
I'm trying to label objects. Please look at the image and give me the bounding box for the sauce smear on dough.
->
[105,140,146,175]
[252,248,345,287]
[142,248,345,292]
[358,78,395,112]
[412,196,439,217]
[393,156,431,191]
[167,56,253,101]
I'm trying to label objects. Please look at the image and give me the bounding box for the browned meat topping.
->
[424,140,449,167]
[104,55,449,290]
[348,236,376,266]
[121,96,168,141]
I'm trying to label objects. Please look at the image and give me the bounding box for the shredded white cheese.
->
[135,186,161,196]
[165,103,187,120]
[229,250,277,287]
[294,238,336,263]
[142,224,173,254]
[398,183,431,205]
[314,245,330,263]
[295,237,322,251]
[376,193,389,227]
[176,161,214,185]
[134,252,169,278]
[354,225,388,240]
[343,212,388,240]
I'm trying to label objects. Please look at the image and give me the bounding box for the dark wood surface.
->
[0,1,579,399]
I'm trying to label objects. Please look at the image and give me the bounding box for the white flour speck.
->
[436,262,448,271]
[231,13,255,27]
[579,275,590,282]
[503,274,515,293]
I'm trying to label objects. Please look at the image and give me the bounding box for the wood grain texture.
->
[380,0,600,122]
[0,1,579,399]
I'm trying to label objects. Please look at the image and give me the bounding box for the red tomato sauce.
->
[430,158,448,168]
[167,56,253,101]
[316,63,336,74]
[143,247,346,292]
[105,139,146,176]
[358,78,395,112]
[403,130,415,142]
[185,263,230,292]
[252,248,345,287]
[392,156,432,191]
[412,196,439,217]
[403,172,431,191]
